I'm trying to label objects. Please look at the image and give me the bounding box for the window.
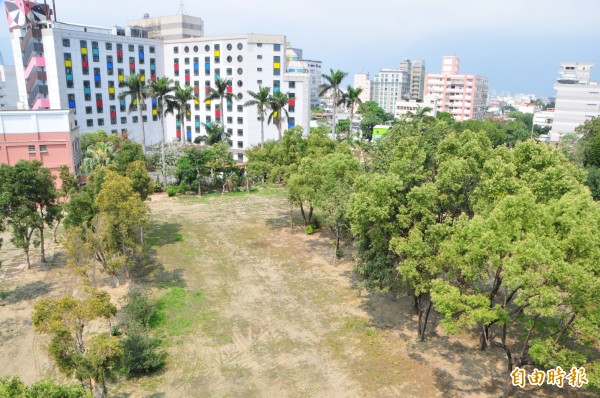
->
[237,117,243,124]
[204,44,210,52]
[227,56,232,63]
[237,141,243,149]
[274,44,281,51]
[237,93,243,100]
[62,38,70,47]
[257,55,262,60]
[149,46,155,54]
[237,105,243,112]
[128,44,134,52]
[237,80,243,87]
[174,46,179,54]
[85,106,93,114]
[94,67,101,88]
[138,45,145,64]
[237,43,243,50]
[83,81,91,101]
[237,55,243,62]
[226,68,232,76]
[121,116,127,124]
[227,43,232,51]
[28,145,35,153]
[86,119,93,127]
[96,93,103,112]
[97,119,104,126]
[257,80,262,85]
[38,144,46,153]
[289,81,295,89]
[257,43,262,47]
[116,43,123,63]
[227,116,233,124]
[91,41,99,62]
[132,116,138,123]
[237,129,243,136]
[185,57,190,65]
[193,45,198,52]
[237,153,243,162]
[257,67,262,72]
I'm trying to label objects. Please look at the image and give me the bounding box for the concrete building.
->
[4,1,312,160]
[394,94,438,119]
[399,59,425,100]
[353,72,372,104]
[372,68,409,114]
[0,57,19,110]
[551,62,600,140]
[0,109,82,182]
[424,56,488,121]
[127,14,204,40]
[304,60,321,108]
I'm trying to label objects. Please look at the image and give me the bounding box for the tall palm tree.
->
[267,91,290,140]
[319,69,348,140]
[340,85,363,143]
[207,78,235,134]
[147,76,175,187]
[119,73,148,153]
[194,123,232,146]
[166,86,197,145]
[244,86,271,146]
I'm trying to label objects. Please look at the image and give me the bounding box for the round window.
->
[237,68,243,75]
[193,45,199,52]
[184,46,189,53]
[227,56,232,63]
[237,43,243,50]
[204,44,210,52]
[237,55,243,62]
[227,43,232,51]
[237,80,243,87]
[237,93,243,100]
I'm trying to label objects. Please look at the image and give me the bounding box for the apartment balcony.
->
[26,70,47,91]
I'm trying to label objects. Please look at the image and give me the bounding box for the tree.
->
[125,160,153,201]
[244,86,271,146]
[52,165,78,243]
[176,146,212,196]
[0,161,59,267]
[195,123,231,146]
[268,91,290,140]
[359,112,384,141]
[207,78,235,135]
[147,76,176,187]
[0,376,87,398]
[33,288,118,398]
[112,140,145,174]
[339,85,363,142]
[319,69,348,140]
[119,73,148,153]
[80,130,122,154]
[81,141,116,174]
[166,86,197,144]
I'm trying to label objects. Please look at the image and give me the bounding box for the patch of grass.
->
[176,185,284,203]
[0,291,7,300]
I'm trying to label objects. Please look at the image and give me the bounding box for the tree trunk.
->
[112,273,120,288]
[277,118,282,140]
[260,115,265,146]
[348,107,354,143]
[299,203,308,226]
[25,247,31,270]
[307,206,313,226]
[197,170,202,196]
[480,324,491,350]
[53,219,61,243]
[138,98,146,154]
[332,92,337,140]
[418,299,433,342]
[39,209,46,263]
[335,228,340,259]
[160,115,167,187]
[180,113,186,146]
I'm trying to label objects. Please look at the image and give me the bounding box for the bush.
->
[305,225,314,235]
[122,290,154,330]
[122,331,166,376]
[0,376,87,398]
[166,185,177,197]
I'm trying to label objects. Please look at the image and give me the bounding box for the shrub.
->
[122,331,166,376]
[166,185,177,197]
[122,290,154,331]
[305,225,314,235]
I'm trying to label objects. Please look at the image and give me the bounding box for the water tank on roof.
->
[557,73,579,84]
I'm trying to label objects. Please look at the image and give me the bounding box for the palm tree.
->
[339,85,363,143]
[207,78,235,134]
[268,91,290,140]
[166,86,197,145]
[244,86,271,146]
[194,123,232,146]
[319,69,348,140]
[119,73,148,153]
[147,76,175,187]
[81,141,116,174]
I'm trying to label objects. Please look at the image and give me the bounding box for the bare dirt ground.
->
[0,189,596,397]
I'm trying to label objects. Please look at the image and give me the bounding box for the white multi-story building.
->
[372,68,410,114]
[551,62,600,140]
[353,72,372,104]
[399,59,425,101]
[5,1,311,160]
[394,94,438,119]
[304,60,322,108]
[425,56,488,121]
[0,53,19,110]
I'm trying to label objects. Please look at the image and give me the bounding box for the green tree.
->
[244,86,271,146]
[195,123,231,146]
[81,141,116,174]
[147,76,176,187]
[122,331,166,376]
[319,69,347,140]
[80,130,122,154]
[52,165,78,243]
[176,146,212,195]
[207,78,235,134]
[268,91,290,140]
[119,74,148,153]
[112,140,145,174]
[166,86,197,144]
[0,161,59,267]
[0,376,87,398]
[125,160,153,201]
[336,119,350,136]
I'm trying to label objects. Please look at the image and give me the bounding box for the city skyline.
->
[0,0,599,97]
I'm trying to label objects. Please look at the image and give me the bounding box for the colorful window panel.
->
[116,43,123,63]
[193,57,199,76]
[81,53,89,75]
[64,53,73,88]
[118,68,124,83]
[94,68,101,88]
[83,81,91,101]
[274,80,280,93]
[120,98,126,112]
[273,55,281,76]
[138,45,145,64]
[91,41,99,62]
[110,105,117,125]
[68,94,76,109]
[96,93,103,113]
[108,81,115,100]
[152,98,158,121]
[195,115,200,133]
[129,57,135,74]
[150,58,156,81]
[107,55,113,75]
[174,58,179,76]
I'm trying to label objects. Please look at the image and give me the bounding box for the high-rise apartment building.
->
[4,1,312,160]
[372,68,409,114]
[551,62,600,140]
[0,52,19,110]
[285,45,322,108]
[424,56,488,121]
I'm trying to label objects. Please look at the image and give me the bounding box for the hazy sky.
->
[1,0,599,97]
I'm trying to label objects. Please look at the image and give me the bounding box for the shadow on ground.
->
[1,281,53,304]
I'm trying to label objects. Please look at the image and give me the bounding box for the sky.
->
[1,0,599,97]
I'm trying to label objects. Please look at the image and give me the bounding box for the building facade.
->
[0,109,82,183]
[372,68,409,114]
[0,61,19,110]
[4,1,312,161]
[353,72,372,104]
[551,62,600,140]
[424,56,488,121]
[399,59,425,100]
[394,94,438,119]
